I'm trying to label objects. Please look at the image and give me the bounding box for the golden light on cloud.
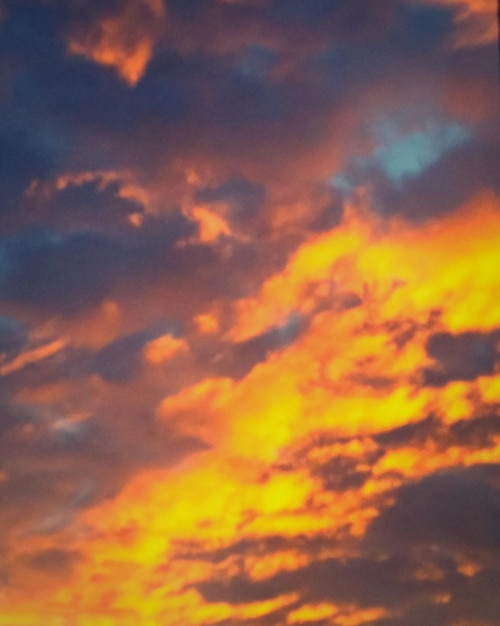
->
[191,207,232,242]
[425,0,499,47]
[0,339,65,376]
[66,0,166,85]
[143,334,187,364]
[1,187,496,622]
[1,1,499,624]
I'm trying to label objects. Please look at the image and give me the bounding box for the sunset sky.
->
[0,1,499,625]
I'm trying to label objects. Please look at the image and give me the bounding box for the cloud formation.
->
[0,1,499,625]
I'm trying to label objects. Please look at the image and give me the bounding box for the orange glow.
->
[0,339,65,376]
[2,189,498,624]
[2,1,499,619]
[191,206,232,242]
[424,0,498,47]
[231,193,500,342]
[66,0,166,85]
[287,603,340,623]
[335,607,388,626]
[194,313,220,334]
[143,334,187,364]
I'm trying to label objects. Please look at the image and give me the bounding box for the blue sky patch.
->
[372,123,469,184]
[332,121,470,194]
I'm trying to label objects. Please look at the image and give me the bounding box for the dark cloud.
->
[448,565,500,625]
[196,176,265,223]
[391,3,454,51]
[0,0,498,619]
[166,0,209,20]
[423,330,499,386]
[0,121,56,215]
[374,414,447,448]
[34,179,144,234]
[0,228,128,313]
[0,316,26,353]
[204,313,304,379]
[0,346,91,395]
[27,548,81,575]
[269,0,337,26]
[0,0,457,188]
[376,411,500,452]
[376,565,500,626]
[312,455,372,492]
[448,414,500,450]
[0,469,72,512]
[0,399,208,536]
[196,572,287,605]
[0,0,489,241]
[270,0,448,50]
[368,466,500,552]
[196,554,431,608]
[307,194,344,233]
[93,326,168,383]
[0,212,195,314]
[0,401,33,437]
[176,533,339,566]
[373,135,500,221]
[0,3,70,219]
[374,603,452,626]
[0,1,185,188]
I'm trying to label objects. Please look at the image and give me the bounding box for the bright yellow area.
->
[3,191,500,624]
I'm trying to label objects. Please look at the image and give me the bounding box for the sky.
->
[0,1,499,625]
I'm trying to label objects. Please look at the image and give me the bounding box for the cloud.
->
[417,0,499,49]
[0,1,499,623]
[65,0,167,85]
[423,330,499,386]
[195,176,266,225]
[368,465,500,551]
[367,123,469,186]
[27,548,81,576]
[195,554,430,609]
[372,134,500,220]
[34,177,145,234]
[0,122,57,218]
[0,317,26,354]
[0,339,65,378]
[206,313,305,379]
[0,212,195,314]
[0,228,128,314]
[93,328,161,383]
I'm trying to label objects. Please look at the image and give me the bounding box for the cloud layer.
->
[0,1,498,624]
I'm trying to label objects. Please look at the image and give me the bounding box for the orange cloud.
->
[2,1,499,623]
[417,0,498,47]
[287,603,388,625]
[66,0,166,86]
[143,334,187,364]
[0,339,65,376]
[2,189,499,624]
[230,191,500,341]
[190,206,232,242]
